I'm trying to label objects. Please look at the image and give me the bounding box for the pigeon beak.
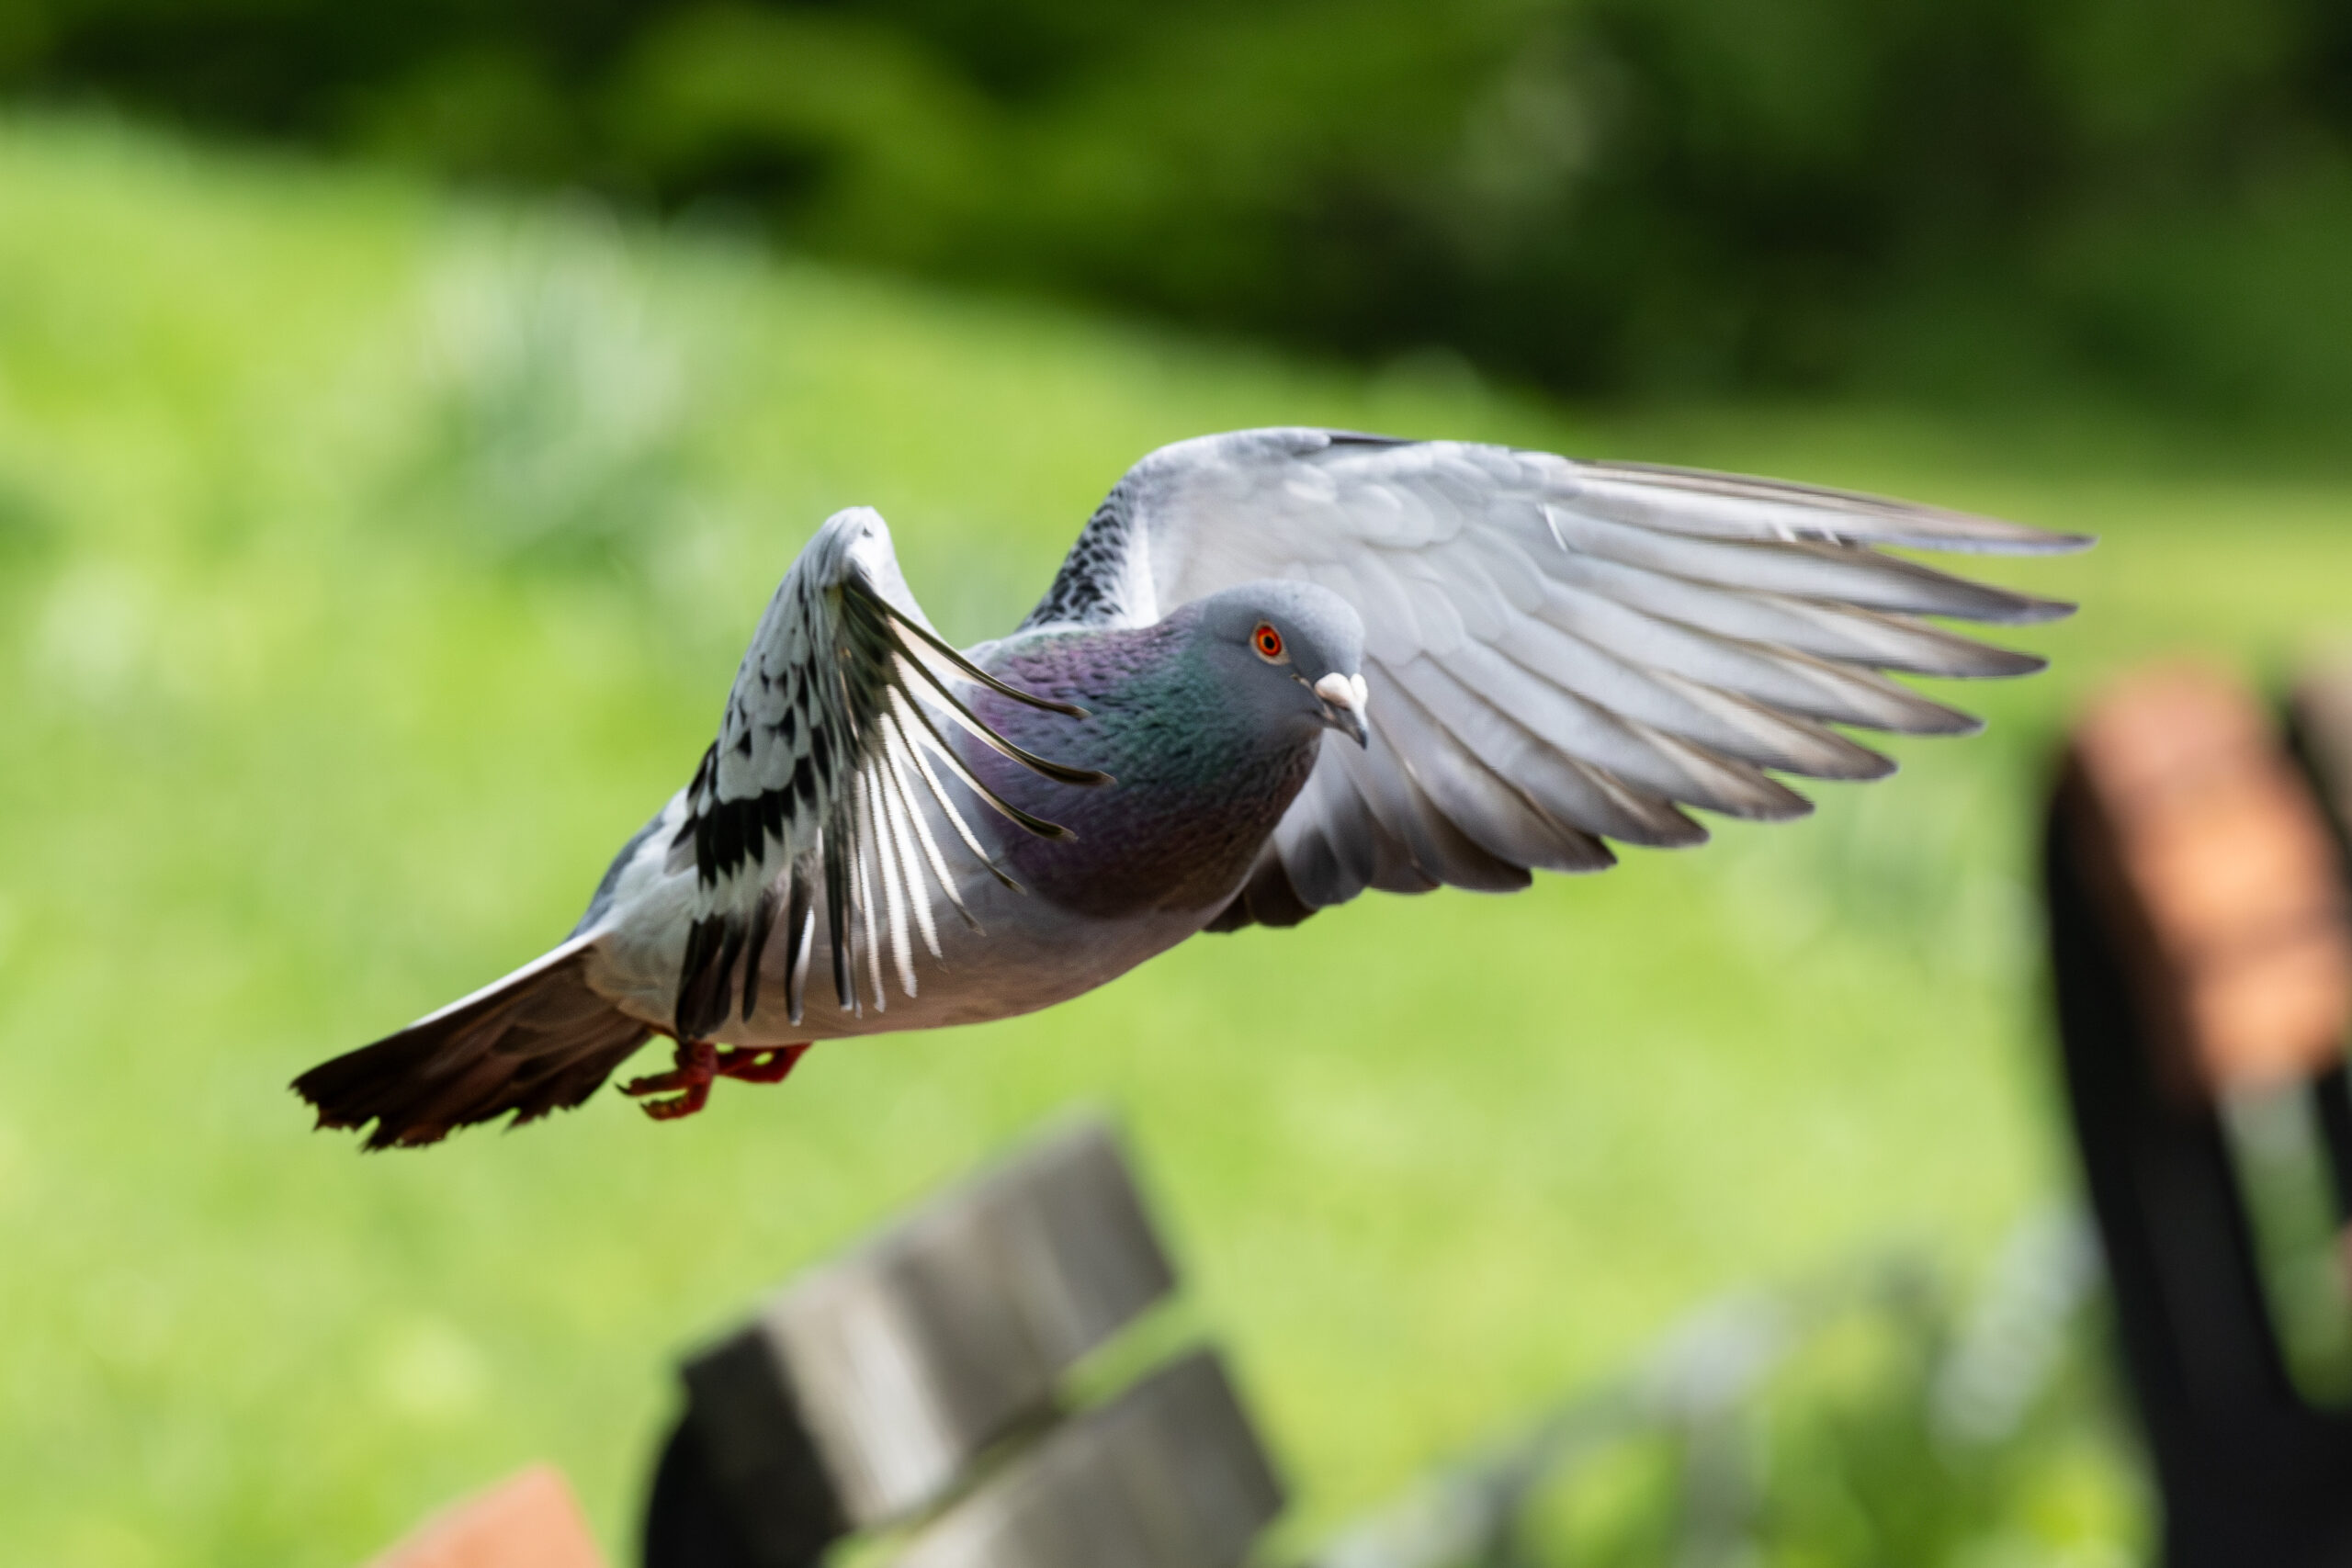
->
[1313,671,1371,748]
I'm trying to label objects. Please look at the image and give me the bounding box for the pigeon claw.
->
[621,1040,813,1122]
[622,1039,716,1121]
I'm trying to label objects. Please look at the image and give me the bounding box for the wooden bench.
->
[2048,660,2352,1566]
[640,1119,1284,1568]
[361,1121,1283,1568]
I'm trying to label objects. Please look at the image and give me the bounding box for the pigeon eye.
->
[1252,624,1287,662]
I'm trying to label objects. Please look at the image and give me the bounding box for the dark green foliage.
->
[9,0,2352,409]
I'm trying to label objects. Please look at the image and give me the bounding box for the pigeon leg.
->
[620,1040,813,1122]
[622,1038,717,1122]
[714,1043,812,1085]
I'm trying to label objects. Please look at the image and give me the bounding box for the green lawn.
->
[4,113,2349,1566]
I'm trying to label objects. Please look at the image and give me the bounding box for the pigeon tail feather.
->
[292,940,650,1150]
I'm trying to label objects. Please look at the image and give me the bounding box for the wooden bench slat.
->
[2061,662,2352,1098]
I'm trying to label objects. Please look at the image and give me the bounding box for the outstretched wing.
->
[672,508,1107,1039]
[1023,428,2088,930]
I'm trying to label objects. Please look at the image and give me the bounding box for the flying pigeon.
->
[295,428,2086,1147]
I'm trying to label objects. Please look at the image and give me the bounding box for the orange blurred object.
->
[365,1465,606,1568]
[2062,662,2352,1098]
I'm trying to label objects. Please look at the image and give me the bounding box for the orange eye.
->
[1252,624,1287,662]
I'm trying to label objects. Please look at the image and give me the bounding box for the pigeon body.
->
[294,429,2086,1148]
[577,579,1365,1046]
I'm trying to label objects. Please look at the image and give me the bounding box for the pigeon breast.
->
[968,615,1325,920]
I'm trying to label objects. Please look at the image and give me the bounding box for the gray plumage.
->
[294,428,2086,1147]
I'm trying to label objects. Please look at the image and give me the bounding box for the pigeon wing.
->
[1023,428,2087,930]
[673,509,1106,1038]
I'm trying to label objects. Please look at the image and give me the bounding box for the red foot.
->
[621,1040,813,1122]
[622,1039,714,1121]
[714,1043,812,1084]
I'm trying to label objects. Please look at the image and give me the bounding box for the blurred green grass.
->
[3,112,2349,1566]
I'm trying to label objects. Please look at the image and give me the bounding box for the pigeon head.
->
[1190,581,1369,747]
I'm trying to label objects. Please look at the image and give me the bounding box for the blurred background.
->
[0,1,2347,1563]
[11,0,2352,415]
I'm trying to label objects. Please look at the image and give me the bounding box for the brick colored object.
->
[2060,662,2352,1098]
[366,1465,607,1568]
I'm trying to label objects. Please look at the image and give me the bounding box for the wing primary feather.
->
[673,916,729,1040]
[886,692,1009,904]
[865,772,918,996]
[888,676,1082,841]
[878,737,950,954]
[1650,670,1896,779]
[782,863,813,1025]
[1384,658,1715,848]
[821,822,856,1013]
[886,795,925,981]
[740,882,777,1024]
[712,920,748,1032]
[1488,615,1895,779]
[883,716,968,928]
[1541,505,2074,625]
[862,586,1093,716]
[889,649,1114,787]
[1537,575,1984,734]
[851,791,885,1011]
[1567,461,2096,555]
[1336,684,1547,885]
